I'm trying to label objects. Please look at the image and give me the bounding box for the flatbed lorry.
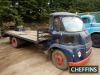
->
[3,12,92,70]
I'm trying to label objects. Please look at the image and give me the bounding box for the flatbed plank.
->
[5,30,50,43]
[6,30,38,41]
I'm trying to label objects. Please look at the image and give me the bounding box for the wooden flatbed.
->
[5,29,50,44]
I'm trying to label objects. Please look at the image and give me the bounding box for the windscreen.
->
[62,17,86,32]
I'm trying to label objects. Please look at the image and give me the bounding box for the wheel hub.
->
[54,53,64,65]
[12,39,16,46]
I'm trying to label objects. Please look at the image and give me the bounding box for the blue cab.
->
[47,12,92,70]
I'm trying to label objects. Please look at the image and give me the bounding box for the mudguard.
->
[90,30,100,35]
[48,44,74,62]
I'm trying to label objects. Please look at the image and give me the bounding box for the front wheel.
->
[52,49,68,70]
[91,34,100,48]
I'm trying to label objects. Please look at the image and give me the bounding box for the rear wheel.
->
[52,49,68,70]
[11,37,21,48]
[91,34,100,48]
[9,37,12,43]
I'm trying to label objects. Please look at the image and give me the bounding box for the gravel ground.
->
[0,37,100,75]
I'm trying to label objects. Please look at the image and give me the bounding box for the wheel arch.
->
[48,47,62,60]
[91,32,100,36]
[48,44,74,62]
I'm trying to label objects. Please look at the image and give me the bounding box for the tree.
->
[0,0,23,26]
[1,0,100,25]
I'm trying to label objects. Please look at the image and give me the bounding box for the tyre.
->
[52,49,68,70]
[91,34,100,48]
[9,37,12,43]
[11,37,21,48]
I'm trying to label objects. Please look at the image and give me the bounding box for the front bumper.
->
[68,51,92,66]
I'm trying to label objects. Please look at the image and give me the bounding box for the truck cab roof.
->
[50,12,78,16]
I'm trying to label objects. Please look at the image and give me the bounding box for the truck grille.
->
[86,47,92,53]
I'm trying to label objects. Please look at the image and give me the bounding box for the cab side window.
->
[82,18,90,23]
[54,16,64,31]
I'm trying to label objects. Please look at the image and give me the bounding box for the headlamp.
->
[78,51,81,58]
